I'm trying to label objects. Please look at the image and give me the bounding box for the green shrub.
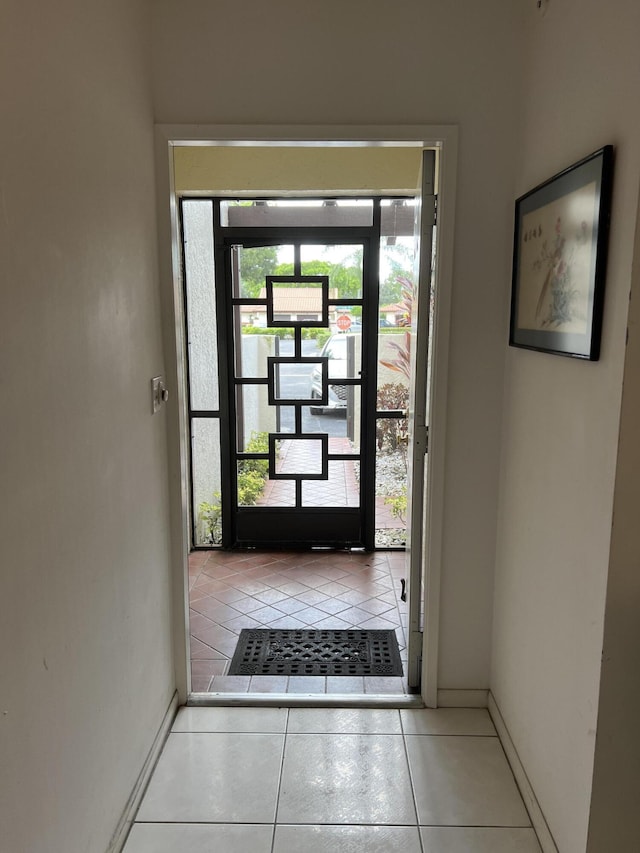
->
[241,326,293,338]
[237,431,271,506]
[198,492,222,545]
[384,493,407,522]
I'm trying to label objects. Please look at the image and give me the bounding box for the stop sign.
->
[336,314,351,331]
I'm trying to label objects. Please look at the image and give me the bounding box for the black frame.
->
[217,207,380,549]
[268,432,329,481]
[266,275,329,327]
[510,145,613,360]
[180,195,416,550]
[267,356,329,407]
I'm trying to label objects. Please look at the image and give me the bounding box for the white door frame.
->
[154,124,458,707]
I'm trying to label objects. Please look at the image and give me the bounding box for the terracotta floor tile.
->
[359,615,400,630]
[253,588,291,605]
[208,586,247,604]
[189,611,216,638]
[190,598,242,623]
[357,597,396,616]
[336,589,371,606]
[313,597,353,616]
[292,606,333,625]
[192,576,232,594]
[201,563,240,580]
[313,616,353,630]
[293,589,330,606]
[338,605,379,625]
[251,604,288,624]
[266,616,308,630]
[261,572,296,589]
[196,626,239,657]
[272,597,309,615]
[222,615,262,633]
[278,581,311,596]
[231,579,271,596]
[316,581,351,596]
[188,548,409,696]
[191,660,227,679]
[190,637,228,660]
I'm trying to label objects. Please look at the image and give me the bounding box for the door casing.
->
[154,125,459,707]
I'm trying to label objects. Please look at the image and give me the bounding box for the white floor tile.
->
[420,826,542,852]
[287,708,401,734]
[401,708,496,736]
[274,824,422,852]
[172,706,288,733]
[136,733,284,823]
[406,735,530,826]
[277,734,416,824]
[123,823,273,853]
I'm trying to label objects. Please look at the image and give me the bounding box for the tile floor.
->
[189,549,411,695]
[124,707,542,853]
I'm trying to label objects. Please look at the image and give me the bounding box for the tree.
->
[379,243,415,306]
[274,258,362,300]
[238,246,278,298]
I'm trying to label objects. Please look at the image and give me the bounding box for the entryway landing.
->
[188,549,410,695]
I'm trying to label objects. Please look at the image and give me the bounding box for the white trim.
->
[107,691,179,853]
[188,693,425,709]
[489,692,559,853]
[154,131,191,702]
[421,129,458,707]
[437,688,489,708]
[154,124,459,708]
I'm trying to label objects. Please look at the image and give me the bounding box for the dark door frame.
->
[212,200,382,549]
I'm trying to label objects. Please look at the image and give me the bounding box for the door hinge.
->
[410,630,424,649]
[423,194,437,231]
[414,425,429,454]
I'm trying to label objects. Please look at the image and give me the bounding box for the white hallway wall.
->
[492,1,640,852]
[152,0,526,690]
[0,2,174,852]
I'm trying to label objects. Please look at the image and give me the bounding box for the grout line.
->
[399,714,424,850]
[271,711,290,853]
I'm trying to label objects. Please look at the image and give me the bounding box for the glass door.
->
[218,232,374,547]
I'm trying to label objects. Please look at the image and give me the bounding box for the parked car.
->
[309,333,358,414]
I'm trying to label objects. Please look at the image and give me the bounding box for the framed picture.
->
[509,145,613,360]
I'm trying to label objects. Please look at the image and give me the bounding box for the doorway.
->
[183,198,416,550]
[155,128,457,704]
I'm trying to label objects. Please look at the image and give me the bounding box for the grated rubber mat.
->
[228,628,403,677]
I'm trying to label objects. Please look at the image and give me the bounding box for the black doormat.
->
[228,628,403,677]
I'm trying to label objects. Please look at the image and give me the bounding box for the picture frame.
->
[509,145,613,360]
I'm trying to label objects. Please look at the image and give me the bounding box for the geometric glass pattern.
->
[266,276,329,327]
[267,357,328,406]
[269,433,328,480]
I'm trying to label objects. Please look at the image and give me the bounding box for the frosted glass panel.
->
[191,418,222,546]
[183,200,219,410]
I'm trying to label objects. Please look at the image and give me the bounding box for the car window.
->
[325,337,346,360]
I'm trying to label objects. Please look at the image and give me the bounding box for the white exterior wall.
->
[0,2,175,851]
[491,2,640,851]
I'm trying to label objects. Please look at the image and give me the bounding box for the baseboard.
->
[488,692,558,853]
[437,688,489,707]
[108,690,179,853]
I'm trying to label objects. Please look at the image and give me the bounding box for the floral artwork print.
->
[516,182,597,335]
